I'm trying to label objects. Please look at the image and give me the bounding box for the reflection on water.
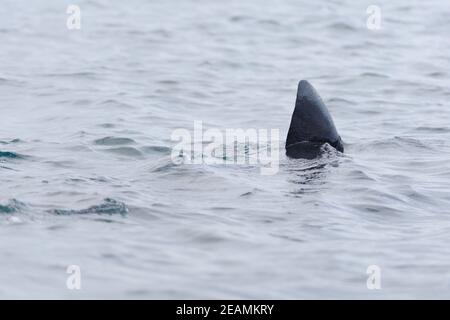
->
[286,146,340,196]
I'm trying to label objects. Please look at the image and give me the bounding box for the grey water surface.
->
[1,0,450,299]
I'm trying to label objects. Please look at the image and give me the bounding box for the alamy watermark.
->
[66,265,81,290]
[366,265,381,290]
[366,5,381,30]
[67,5,81,30]
[171,121,280,175]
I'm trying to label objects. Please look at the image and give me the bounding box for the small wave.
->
[229,15,252,23]
[0,139,22,145]
[347,169,377,182]
[415,126,450,133]
[71,99,93,106]
[104,147,143,157]
[257,19,281,27]
[326,22,356,32]
[360,72,389,79]
[157,80,179,86]
[0,77,26,86]
[0,165,17,171]
[428,72,447,78]
[98,123,116,128]
[44,72,98,78]
[0,151,24,159]
[150,156,183,173]
[354,137,434,153]
[351,203,404,217]
[142,145,172,155]
[94,137,136,146]
[51,198,129,216]
[149,28,172,39]
[98,99,135,109]
[326,97,356,105]
[0,199,26,214]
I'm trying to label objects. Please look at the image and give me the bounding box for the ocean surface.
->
[1,0,450,299]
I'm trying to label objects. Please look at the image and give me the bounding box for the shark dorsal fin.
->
[286,80,343,156]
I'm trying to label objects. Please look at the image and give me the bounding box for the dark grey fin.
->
[286,80,343,158]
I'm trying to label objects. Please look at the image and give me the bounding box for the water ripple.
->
[0,151,24,159]
[94,137,136,146]
[0,199,26,214]
[50,198,129,216]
